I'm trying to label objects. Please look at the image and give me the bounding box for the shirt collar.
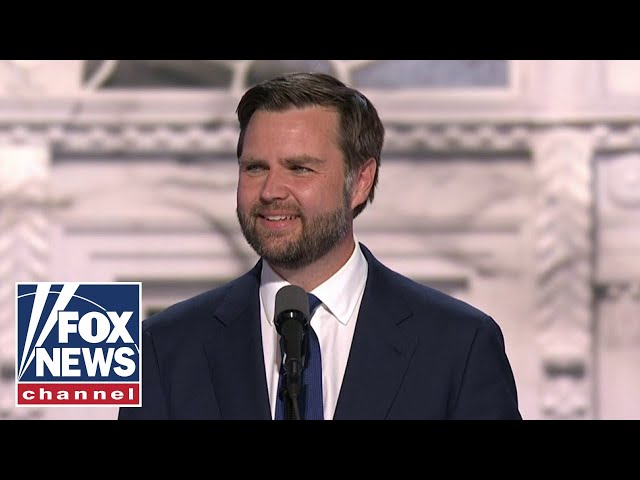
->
[260,239,368,327]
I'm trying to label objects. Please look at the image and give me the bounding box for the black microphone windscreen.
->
[275,285,310,320]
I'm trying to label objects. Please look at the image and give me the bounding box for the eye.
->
[292,165,312,173]
[243,163,266,173]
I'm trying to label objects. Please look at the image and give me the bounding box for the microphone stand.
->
[282,356,303,420]
[278,317,308,420]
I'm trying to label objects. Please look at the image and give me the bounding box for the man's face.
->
[236,107,353,270]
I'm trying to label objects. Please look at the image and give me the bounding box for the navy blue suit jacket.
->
[119,244,521,420]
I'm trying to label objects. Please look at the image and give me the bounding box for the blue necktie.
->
[275,293,324,420]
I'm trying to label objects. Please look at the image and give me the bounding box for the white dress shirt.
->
[259,239,368,420]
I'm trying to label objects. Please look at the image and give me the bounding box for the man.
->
[118,72,522,420]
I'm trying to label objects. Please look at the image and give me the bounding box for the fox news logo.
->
[16,282,141,407]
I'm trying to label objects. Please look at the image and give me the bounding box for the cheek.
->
[298,178,345,211]
[236,179,254,210]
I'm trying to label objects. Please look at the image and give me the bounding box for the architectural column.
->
[597,281,640,418]
[530,128,596,419]
[0,144,52,419]
[595,151,640,418]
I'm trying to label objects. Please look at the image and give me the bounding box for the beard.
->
[237,194,352,270]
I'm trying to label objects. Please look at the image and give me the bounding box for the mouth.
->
[257,213,301,230]
[260,214,299,221]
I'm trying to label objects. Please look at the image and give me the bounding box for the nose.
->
[260,169,289,203]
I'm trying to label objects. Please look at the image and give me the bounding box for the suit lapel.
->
[333,246,418,420]
[197,246,417,420]
[202,260,272,420]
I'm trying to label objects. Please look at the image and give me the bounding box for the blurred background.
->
[1,60,639,420]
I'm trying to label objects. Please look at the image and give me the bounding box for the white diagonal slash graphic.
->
[18,283,79,379]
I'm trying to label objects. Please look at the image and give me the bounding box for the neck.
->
[270,235,356,292]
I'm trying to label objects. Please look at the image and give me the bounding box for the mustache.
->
[250,202,303,217]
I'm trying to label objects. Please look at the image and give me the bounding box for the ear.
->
[350,158,377,210]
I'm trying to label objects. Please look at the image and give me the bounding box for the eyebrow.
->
[282,155,324,167]
[239,155,324,167]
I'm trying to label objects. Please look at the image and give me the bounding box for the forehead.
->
[244,107,340,145]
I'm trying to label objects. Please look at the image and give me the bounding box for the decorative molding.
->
[530,129,595,420]
[0,121,637,155]
[0,145,52,419]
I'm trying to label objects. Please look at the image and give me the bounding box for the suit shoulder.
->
[376,260,495,329]
[142,272,252,334]
[362,242,491,324]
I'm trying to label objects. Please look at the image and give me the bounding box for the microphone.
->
[274,284,311,420]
